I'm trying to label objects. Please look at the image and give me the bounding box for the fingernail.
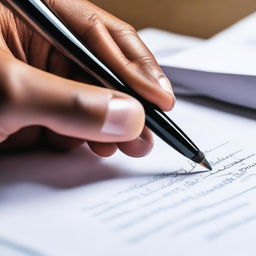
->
[101,98,139,136]
[159,76,174,95]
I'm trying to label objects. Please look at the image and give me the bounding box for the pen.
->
[2,0,212,170]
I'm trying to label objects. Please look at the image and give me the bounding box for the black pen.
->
[2,0,212,170]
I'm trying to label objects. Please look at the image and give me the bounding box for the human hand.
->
[0,0,175,157]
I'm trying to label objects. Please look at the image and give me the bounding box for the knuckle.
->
[71,92,92,119]
[0,60,24,107]
[127,54,156,72]
[0,57,25,142]
[85,13,101,27]
[114,23,137,39]
[125,25,136,34]
[121,22,136,32]
[71,93,84,113]
[135,54,155,65]
[44,0,56,9]
[80,12,102,40]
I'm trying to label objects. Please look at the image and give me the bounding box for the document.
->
[139,12,256,109]
[0,98,256,256]
[138,28,204,58]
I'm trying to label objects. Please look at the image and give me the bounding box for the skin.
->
[0,0,175,158]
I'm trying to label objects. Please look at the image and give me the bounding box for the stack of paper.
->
[139,12,256,109]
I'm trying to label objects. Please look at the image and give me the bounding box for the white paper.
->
[1,98,256,256]
[139,13,256,109]
[159,12,256,75]
[211,11,256,43]
[138,28,204,60]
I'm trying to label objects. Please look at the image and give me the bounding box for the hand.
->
[0,0,175,157]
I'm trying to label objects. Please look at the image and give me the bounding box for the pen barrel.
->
[2,0,204,163]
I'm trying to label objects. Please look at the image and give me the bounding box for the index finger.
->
[43,0,175,111]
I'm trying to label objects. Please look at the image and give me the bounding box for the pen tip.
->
[199,158,212,171]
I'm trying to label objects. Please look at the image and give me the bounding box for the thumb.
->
[0,54,145,143]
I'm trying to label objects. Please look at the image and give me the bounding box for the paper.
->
[1,98,256,256]
[138,28,204,59]
[139,12,256,109]
[159,12,256,75]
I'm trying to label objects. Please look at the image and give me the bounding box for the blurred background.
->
[91,0,256,38]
